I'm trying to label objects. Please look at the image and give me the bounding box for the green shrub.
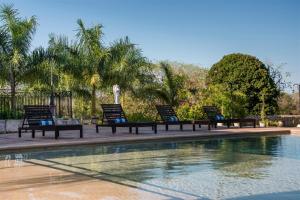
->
[176,103,206,120]
[267,120,279,127]
[126,112,154,122]
[176,103,190,120]
[189,103,206,120]
[0,110,23,119]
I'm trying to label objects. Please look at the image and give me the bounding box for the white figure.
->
[113,84,120,104]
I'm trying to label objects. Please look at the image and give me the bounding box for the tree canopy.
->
[207,53,280,115]
[0,4,37,112]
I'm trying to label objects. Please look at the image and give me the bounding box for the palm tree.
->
[139,62,184,107]
[15,33,75,93]
[74,19,107,116]
[0,4,37,113]
[74,21,151,114]
[104,36,152,103]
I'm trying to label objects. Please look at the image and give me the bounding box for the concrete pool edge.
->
[0,129,291,152]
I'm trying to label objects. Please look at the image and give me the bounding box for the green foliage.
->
[137,62,185,107]
[170,62,208,103]
[0,110,22,119]
[0,5,290,120]
[207,53,280,115]
[122,94,157,121]
[278,92,299,115]
[0,5,37,81]
[202,84,247,118]
[268,120,279,127]
[126,112,154,122]
[188,103,206,119]
[0,4,38,111]
[176,103,206,120]
[176,103,191,120]
[103,36,153,93]
[73,97,92,120]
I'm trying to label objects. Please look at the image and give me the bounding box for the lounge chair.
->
[96,104,157,134]
[18,105,83,139]
[155,105,211,131]
[203,106,256,128]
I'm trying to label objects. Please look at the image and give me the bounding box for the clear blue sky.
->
[2,0,300,86]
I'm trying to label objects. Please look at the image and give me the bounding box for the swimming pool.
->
[1,135,300,199]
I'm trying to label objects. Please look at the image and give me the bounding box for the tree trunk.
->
[121,92,125,107]
[10,83,16,118]
[91,84,96,117]
[9,67,16,118]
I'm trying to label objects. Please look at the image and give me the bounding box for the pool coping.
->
[0,129,291,153]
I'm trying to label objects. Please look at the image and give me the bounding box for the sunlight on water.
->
[1,135,300,200]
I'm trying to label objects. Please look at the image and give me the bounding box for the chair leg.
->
[55,129,59,139]
[32,130,35,138]
[80,127,83,138]
[18,128,21,138]
[112,126,116,134]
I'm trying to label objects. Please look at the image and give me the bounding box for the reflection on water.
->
[1,135,300,199]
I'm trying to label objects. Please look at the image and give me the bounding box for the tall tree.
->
[0,4,37,112]
[75,19,107,116]
[24,35,74,91]
[207,53,280,115]
[104,37,152,98]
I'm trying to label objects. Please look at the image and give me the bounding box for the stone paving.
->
[0,124,298,151]
[0,125,299,200]
[0,159,173,200]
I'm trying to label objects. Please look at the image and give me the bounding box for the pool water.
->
[1,135,300,199]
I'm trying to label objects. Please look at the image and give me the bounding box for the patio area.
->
[0,125,298,151]
[1,126,300,200]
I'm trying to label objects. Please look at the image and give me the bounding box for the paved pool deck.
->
[1,126,300,200]
[0,125,299,151]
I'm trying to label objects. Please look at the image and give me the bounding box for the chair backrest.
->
[203,106,220,120]
[23,105,55,127]
[156,105,178,122]
[101,104,127,123]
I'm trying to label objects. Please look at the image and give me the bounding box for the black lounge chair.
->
[155,105,211,131]
[96,104,157,134]
[203,106,256,129]
[18,105,83,139]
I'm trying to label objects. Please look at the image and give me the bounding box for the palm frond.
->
[136,85,171,104]
[1,5,37,55]
[76,19,103,56]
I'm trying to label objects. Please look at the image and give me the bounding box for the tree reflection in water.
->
[0,136,283,182]
[207,136,282,179]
